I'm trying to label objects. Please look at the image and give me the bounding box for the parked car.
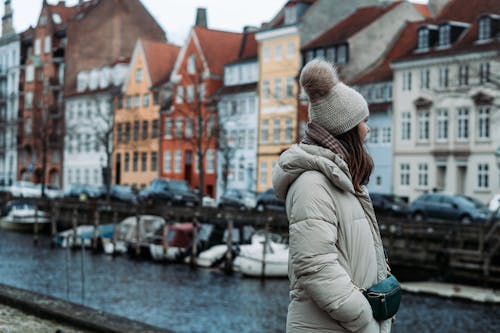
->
[110,185,136,203]
[7,181,42,198]
[409,193,491,224]
[44,185,63,199]
[138,178,198,207]
[65,184,105,200]
[489,194,500,219]
[255,188,285,212]
[218,189,257,211]
[369,192,408,217]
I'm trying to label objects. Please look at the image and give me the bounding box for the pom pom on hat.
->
[300,58,369,136]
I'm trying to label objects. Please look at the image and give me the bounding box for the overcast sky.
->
[8,0,428,45]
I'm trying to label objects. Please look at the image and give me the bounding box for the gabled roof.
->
[302,2,402,50]
[353,21,421,85]
[395,0,500,62]
[193,26,242,75]
[46,1,80,28]
[238,31,258,61]
[142,39,180,87]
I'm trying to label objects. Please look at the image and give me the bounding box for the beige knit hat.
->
[300,59,369,136]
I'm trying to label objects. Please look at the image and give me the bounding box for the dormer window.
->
[438,24,450,47]
[478,17,491,40]
[417,28,429,49]
[284,5,298,25]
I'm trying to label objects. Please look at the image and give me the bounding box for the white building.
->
[216,29,259,199]
[0,0,19,186]
[391,0,499,203]
[63,62,128,191]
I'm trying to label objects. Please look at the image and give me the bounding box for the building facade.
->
[0,0,19,186]
[391,0,500,203]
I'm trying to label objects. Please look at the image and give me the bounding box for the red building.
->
[160,12,242,198]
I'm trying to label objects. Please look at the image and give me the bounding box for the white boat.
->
[0,201,50,232]
[233,232,289,278]
[53,224,114,249]
[196,244,230,268]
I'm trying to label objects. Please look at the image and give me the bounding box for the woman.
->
[272,59,391,333]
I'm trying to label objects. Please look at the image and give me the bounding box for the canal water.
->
[0,230,499,333]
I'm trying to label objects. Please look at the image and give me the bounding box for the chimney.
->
[2,0,14,37]
[195,7,207,28]
[243,26,258,33]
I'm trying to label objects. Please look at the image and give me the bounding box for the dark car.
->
[218,189,257,211]
[255,188,285,212]
[138,178,198,207]
[110,185,136,203]
[409,193,490,224]
[369,192,408,217]
[65,184,105,200]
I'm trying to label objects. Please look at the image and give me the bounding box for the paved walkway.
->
[401,281,500,303]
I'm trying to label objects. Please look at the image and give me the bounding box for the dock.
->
[401,282,500,303]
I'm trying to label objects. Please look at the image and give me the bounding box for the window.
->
[438,67,449,88]
[315,48,325,59]
[125,122,131,141]
[142,120,149,139]
[163,151,171,173]
[187,85,194,102]
[164,118,172,138]
[206,149,214,174]
[153,91,159,105]
[436,109,448,141]
[418,163,428,187]
[419,69,430,89]
[126,96,132,109]
[478,107,490,139]
[261,119,269,144]
[133,121,139,140]
[174,150,182,173]
[185,117,193,138]
[274,78,281,100]
[175,118,183,138]
[207,115,215,136]
[143,93,150,107]
[248,129,255,149]
[402,71,412,91]
[305,50,314,64]
[382,127,391,144]
[260,161,267,185]
[478,17,491,40]
[337,45,347,64]
[273,118,281,144]
[262,80,270,100]
[141,152,147,171]
[151,152,158,172]
[479,63,490,84]
[477,163,489,189]
[286,77,294,98]
[285,117,293,143]
[134,94,140,108]
[418,111,430,142]
[188,54,196,74]
[176,86,184,103]
[124,153,130,171]
[401,112,411,141]
[133,152,138,171]
[438,25,450,47]
[418,28,429,49]
[275,44,282,60]
[238,129,245,148]
[26,65,34,82]
[326,47,336,63]
[400,163,410,186]
[25,92,33,108]
[152,119,159,138]
[287,41,295,59]
[34,38,41,55]
[457,107,469,140]
[199,83,205,100]
[135,68,142,82]
[44,36,51,54]
[368,127,379,144]
[263,46,270,61]
[458,65,468,86]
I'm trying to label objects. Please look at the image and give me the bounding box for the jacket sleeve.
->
[288,183,376,332]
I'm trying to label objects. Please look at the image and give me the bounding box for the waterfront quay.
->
[1,230,500,333]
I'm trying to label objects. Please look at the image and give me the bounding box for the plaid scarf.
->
[302,121,349,161]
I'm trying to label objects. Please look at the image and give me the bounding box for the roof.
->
[302,2,402,50]
[412,3,432,18]
[141,39,180,87]
[218,83,258,95]
[395,0,500,62]
[47,1,80,28]
[194,26,242,75]
[353,22,421,85]
[238,31,258,60]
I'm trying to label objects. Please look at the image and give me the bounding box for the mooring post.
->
[162,223,170,259]
[261,216,272,281]
[50,202,58,247]
[112,211,118,256]
[190,213,200,268]
[92,207,100,252]
[224,214,234,275]
[33,205,39,246]
[72,207,78,249]
[135,205,141,256]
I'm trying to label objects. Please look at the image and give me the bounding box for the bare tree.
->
[217,121,237,194]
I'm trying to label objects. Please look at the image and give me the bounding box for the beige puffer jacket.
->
[272,144,391,333]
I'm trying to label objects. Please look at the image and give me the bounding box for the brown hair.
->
[336,126,373,193]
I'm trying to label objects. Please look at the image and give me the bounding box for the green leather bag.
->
[363,274,401,321]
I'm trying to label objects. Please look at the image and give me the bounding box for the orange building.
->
[113,39,179,189]
[161,16,242,198]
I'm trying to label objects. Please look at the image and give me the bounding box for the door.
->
[456,166,467,195]
[185,150,192,184]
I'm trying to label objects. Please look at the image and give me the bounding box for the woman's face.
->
[358,118,370,142]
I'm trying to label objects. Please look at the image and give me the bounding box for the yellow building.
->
[112,39,179,189]
[255,24,301,192]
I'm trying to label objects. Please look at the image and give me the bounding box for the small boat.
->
[53,224,114,248]
[0,201,50,232]
[233,231,289,278]
[149,222,198,262]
